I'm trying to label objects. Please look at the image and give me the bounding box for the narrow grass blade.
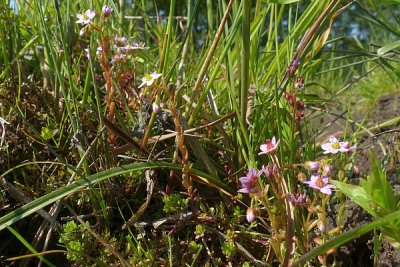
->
[0,162,234,232]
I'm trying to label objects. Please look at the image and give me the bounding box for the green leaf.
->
[331,180,375,216]
[377,40,400,56]
[381,0,400,4]
[363,152,397,212]
[40,127,55,141]
[0,162,234,232]
[293,209,400,266]
[264,0,302,3]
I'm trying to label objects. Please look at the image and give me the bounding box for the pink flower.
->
[288,192,307,207]
[238,168,262,194]
[246,207,256,223]
[114,35,129,48]
[111,53,126,64]
[260,163,278,179]
[259,136,280,155]
[76,10,96,25]
[321,136,355,154]
[102,5,113,17]
[303,174,335,195]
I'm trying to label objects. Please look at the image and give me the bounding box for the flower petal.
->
[329,136,338,143]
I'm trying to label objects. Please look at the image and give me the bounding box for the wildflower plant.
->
[1,1,399,267]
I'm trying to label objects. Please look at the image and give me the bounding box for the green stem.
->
[161,0,176,76]
[239,0,250,169]
[187,0,235,120]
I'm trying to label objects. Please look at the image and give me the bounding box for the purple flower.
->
[260,163,278,179]
[102,5,113,17]
[304,161,319,171]
[132,42,149,50]
[321,136,355,154]
[139,72,162,88]
[110,53,126,64]
[303,174,335,195]
[288,192,307,207]
[76,10,96,25]
[259,136,280,155]
[238,168,262,194]
[114,35,129,48]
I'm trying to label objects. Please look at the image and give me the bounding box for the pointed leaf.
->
[377,40,400,56]
[364,152,396,211]
[331,180,375,216]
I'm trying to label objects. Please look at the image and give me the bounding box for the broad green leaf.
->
[362,152,397,211]
[331,180,375,216]
[377,40,400,56]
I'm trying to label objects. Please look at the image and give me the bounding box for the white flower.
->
[321,136,355,154]
[139,72,162,88]
[76,10,96,25]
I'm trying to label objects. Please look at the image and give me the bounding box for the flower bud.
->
[323,164,332,177]
[304,161,319,171]
[353,165,360,174]
[295,76,305,89]
[246,207,258,223]
[102,5,113,17]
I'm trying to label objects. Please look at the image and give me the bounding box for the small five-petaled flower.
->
[238,168,262,194]
[76,10,96,25]
[259,136,280,155]
[321,136,355,154]
[303,174,335,195]
[139,72,162,88]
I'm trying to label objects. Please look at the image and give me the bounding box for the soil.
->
[320,93,400,266]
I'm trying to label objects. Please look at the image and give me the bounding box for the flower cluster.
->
[284,88,305,120]
[301,136,355,195]
[286,59,300,77]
